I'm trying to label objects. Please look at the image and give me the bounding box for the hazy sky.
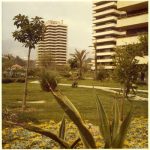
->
[2,0,93,60]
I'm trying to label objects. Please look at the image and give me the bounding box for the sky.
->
[2,0,93,60]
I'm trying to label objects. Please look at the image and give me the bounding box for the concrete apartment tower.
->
[92,0,148,70]
[37,20,67,67]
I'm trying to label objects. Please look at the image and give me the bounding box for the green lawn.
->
[60,78,148,90]
[2,83,148,125]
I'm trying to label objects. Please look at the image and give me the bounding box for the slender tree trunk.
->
[22,48,31,111]
[80,64,82,79]
[121,85,125,121]
[80,68,82,79]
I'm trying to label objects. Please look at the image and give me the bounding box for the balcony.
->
[56,29,67,31]
[44,37,57,41]
[93,2,117,11]
[97,45,115,50]
[97,51,115,56]
[93,23,116,30]
[93,16,117,24]
[55,46,66,49]
[93,30,122,37]
[44,32,56,36]
[96,37,116,43]
[117,36,139,46]
[38,45,55,48]
[55,52,66,55]
[93,9,120,17]
[39,41,66,44]
[117,13,148,29]
[46,28,55,32]
[38,47,55,50]
[117,1,148,11]
[104,66,114,69]
[97,58,113,63]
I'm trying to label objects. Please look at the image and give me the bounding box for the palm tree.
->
[71,49,88,79]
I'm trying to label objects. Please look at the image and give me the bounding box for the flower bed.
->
[2,117,148,149]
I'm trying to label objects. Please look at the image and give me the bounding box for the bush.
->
[60,71,72,78]
[15,78,25,83]
[72,80,78,88]
[2,78,15,83]
[39,70,59,92]
[2,78,25,83]
[96,69,109,81]
[136,81,147,85]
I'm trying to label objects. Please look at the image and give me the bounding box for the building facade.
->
[117,1,148,46]
[37,20,67,67]
[92,0,148,70]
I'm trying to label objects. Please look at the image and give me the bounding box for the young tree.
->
[12,14,46,110]
[113,43,140,121]
[71,49,88,79]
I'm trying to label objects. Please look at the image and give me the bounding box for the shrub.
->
[2,78,15,83]
[72,80,78,88]
[59,71,71,78]
[2,78,25,83]
[39,70,59,92]
[96,69,109,81]
[15,78,25,83]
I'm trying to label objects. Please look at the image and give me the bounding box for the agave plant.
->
[50,89,96,148]
[96,96,133,148]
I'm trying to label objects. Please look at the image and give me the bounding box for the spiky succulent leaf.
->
[51,90,96,148]
[112,106,133,148]
[111,100,120,143]
[96,96,111,148]
[59,115,66,140]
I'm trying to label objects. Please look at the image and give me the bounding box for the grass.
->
[2,83,148,125]
[60,78,148,90]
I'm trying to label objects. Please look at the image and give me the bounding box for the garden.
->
[2,79,148,149]
[2,14,148,149]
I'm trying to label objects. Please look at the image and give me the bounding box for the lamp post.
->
[89,40,97,79]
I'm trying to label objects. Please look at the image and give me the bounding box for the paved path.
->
[30,81,148,101]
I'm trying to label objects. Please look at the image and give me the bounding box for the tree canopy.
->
[70,49,88,79]
[12,14,46,49]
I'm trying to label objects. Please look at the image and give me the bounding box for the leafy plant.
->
[50,90,96,148]
[96,96,133,148]
[113,44,139,120]
[39,70,58,91]
[96,65,109,81]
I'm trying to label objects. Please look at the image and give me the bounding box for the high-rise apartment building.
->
[37,20,67,67]
[92,0,148,70]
